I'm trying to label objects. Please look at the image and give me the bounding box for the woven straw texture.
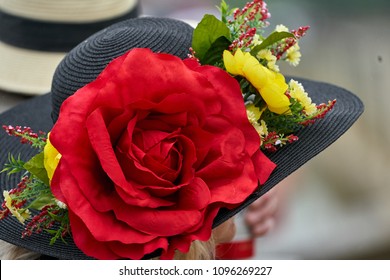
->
[51,17,194,121]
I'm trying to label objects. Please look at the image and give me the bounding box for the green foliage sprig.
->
[0,126,70,244]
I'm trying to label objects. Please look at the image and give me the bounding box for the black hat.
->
[0,16,363,259]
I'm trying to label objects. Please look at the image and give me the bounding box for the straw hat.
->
[0,0,140,95]
[0,16,363,259]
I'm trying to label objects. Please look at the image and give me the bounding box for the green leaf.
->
[250,31,295,56]
[1,153,25,175]
[28,196,54,210]
[192,14,231,63]
[47,210,66,222]
[23,152,49,186]
[218,0,232,23]
[201,36,231,65]
[45,229,58,235]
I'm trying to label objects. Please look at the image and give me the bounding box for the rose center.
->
[142,137,182,181]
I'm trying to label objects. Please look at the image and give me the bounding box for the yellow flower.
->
[223,48,247,76]
[3,191,30,223]
[259,120,268,137]
[224,49,290,114]
[257,49,279,72]
[275,24,289,32]
[43,133,61,182]
[289,79,317,115]
[286,43,301,66]
[246,103,262,121]
[252,34,263,46]
[246,104,268,140]
[246,103,262,133]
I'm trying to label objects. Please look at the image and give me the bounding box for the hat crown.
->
[50,17,194,122]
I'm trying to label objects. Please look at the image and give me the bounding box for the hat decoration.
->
[0,0,359,260]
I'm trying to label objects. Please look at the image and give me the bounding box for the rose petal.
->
[161,206,219,259]
[50,49,272,260]
[113,204,204,236]
[70,210,121,260]
[109,237,168,260]
[252,149,276,184]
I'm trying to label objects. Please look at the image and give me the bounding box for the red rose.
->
[50,48,275,259]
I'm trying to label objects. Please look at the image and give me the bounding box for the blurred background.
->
[1,0,389,259]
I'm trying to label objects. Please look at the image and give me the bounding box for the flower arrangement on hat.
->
[0,0,335,260]
[191,0,335,151]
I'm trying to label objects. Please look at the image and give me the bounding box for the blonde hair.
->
[0,240,40,260]
[174,237,216,260]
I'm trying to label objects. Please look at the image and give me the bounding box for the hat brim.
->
[0,77,364,259]
[0,0,141,96]
[0,42,65,95]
